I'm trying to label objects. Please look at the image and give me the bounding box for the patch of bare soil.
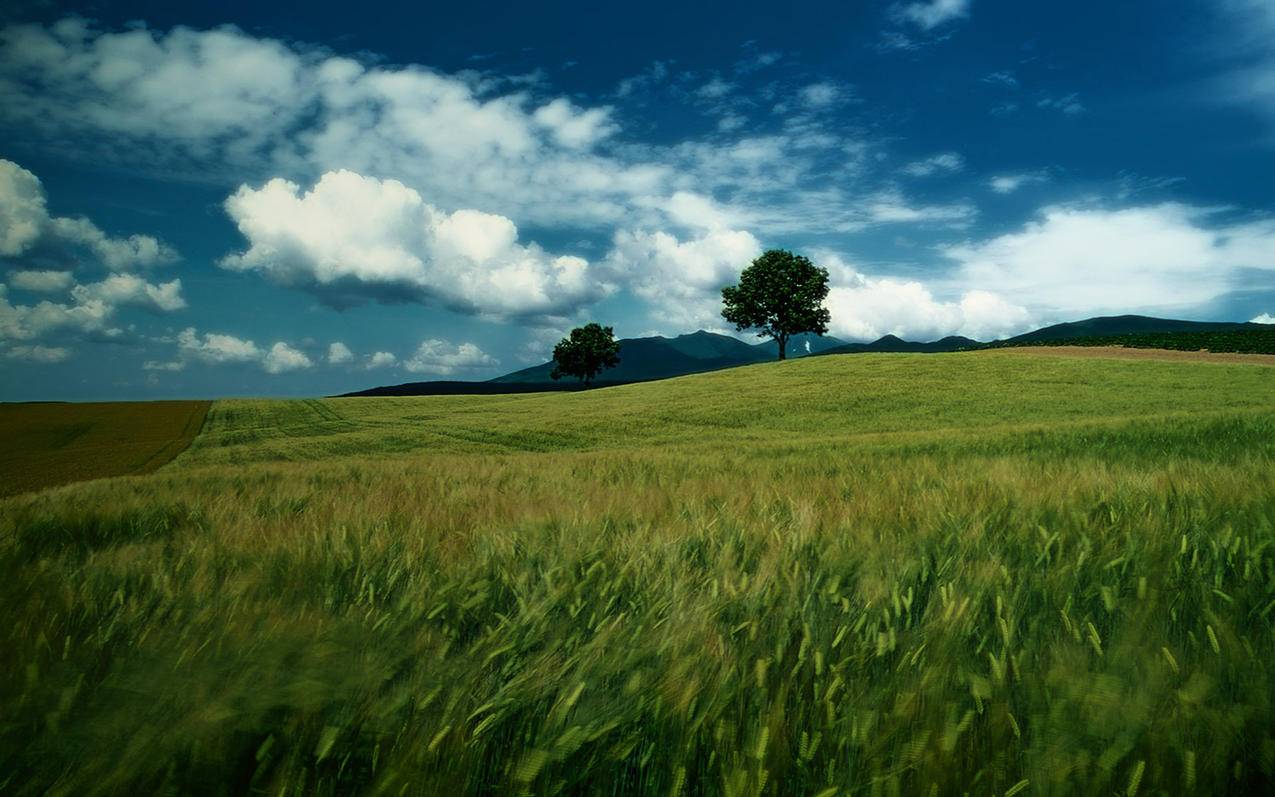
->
[988,346,1275,365]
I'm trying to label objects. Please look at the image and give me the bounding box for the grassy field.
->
[2,351,1274,795]
[0,400,210,498]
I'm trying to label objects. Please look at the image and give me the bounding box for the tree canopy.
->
[550,323,621,387]
[721,249,831,360]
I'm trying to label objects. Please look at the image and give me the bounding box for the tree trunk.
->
[777,335,787,360]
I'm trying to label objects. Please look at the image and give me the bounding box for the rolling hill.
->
[343,315,1271,396]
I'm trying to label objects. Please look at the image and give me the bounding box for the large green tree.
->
[721,249,831,360]
[550,323,621,387]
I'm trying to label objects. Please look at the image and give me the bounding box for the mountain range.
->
[340,315,1268,396]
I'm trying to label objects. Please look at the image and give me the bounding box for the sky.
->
[1,0,1274,400]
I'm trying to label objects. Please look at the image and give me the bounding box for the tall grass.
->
[2,352,1274,794]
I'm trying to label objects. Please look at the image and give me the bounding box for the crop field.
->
[0,400,210,498]
[2,351,1274,795]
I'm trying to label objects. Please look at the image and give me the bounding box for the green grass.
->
[2,351,1274,795]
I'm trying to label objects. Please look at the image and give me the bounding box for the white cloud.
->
[72,274,186,312]
[0,160,177,269]
[902,152,964,178]
[696,78,734,100]
[220,169,610,317]
[867,190,976,225]
[327,341,353,364]
[814,250,1032,342]
[403,339,497,375]
[988,172,1049,194]
[1037,93,1085,115]
[0,19,908,242]
[0,159,46,255]
[263,341,312,373]
[982,71,1019,89]
[532,98,617,149]
[8,269,73,292]
[798,82,844,108]
[48,217,178,270]
[603,227,761,331]
[894,0,971,30]
[0,274,183,342]
[3,343,70,362]
[943,203,1275,315]
[154,326,312,373]
[177,327,262,364]
[366,351,397,369]
[1252,313,1275,324]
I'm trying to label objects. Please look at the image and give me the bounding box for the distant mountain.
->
[492,330,842,385]
[996,315,1259,345]
[748,331,848,356]
[818,334,982,355]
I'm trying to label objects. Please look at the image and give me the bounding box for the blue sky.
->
[1,0,1274,400]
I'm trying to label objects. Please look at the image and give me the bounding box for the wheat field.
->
[2,350,1274,795]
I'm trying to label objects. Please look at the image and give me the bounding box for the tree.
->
[551,323,621,387]
[721,249,831,360]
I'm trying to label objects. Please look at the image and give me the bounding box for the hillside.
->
[3,351,1275,794]
[491,329,842,385]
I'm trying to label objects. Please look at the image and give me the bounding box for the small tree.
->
[721,249,831,360]
[551,323,621,387]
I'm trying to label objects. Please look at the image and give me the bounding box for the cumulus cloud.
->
[0,160,177,269]
[327,341,353,364]
[813,251,1033,342]
[943,203,1275,315]
[263,341,312,373]
[146,327,312,373]
[220,169,609,317]
[366,351,398,369]
[8,269,74,292]
[2,343,70,362]
[902,153,964,178]
[0,275,183,343]
[1252,313,1275,324]
[403,339,497,375]
[176,327,263,364]
[894,0,971,30]
[603,227,762,330]
[72,274,186,312]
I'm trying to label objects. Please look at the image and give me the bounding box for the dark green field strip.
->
[0,400,211,498]
[995,328,1275,354]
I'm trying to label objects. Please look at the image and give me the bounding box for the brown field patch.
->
[0,400,211,497]
[985,345,1275,365]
